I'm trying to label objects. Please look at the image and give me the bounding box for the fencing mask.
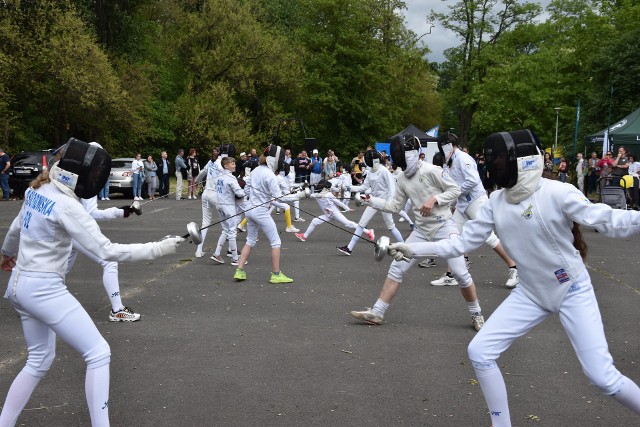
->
[264,144,285,173]
[50,138,111,199]
[390,133,421,177]
[364,149,383,172]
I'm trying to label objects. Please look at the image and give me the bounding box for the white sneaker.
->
[211,254,225,264]
[293,217,306,222]
[285,226,300,233]
[398,217,405,222]
[195,250,204,258]
[350,308,383,325]
[430,274,458,286]
[105,198,110,201]
[237,224,246,232]
[505,267,519,289]
[109,306,141,322]
[418,259,437,268]
[471,312,484,331]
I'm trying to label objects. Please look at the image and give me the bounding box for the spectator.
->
[98,176,110,201]
[557,157,568,182]
[284,148,293,166]
[611,146,630,184]
[543,152,554,179]
[597,151,615,189]
[246,148,259,171]
[350,151,365,185]
[236,152,248,178]
[309,149,322,186]
[144,155,158,200]
[575,153,586,194]
[175,149,187,200]
[295,150,310,183]
[587,152,600,195]
[628,153,639,210]
[131,153,144,201]
[0,147,10,201]
[158,151,171,197]
[419,152,426,162]
[186,148,200,199]
[324,152,337,179]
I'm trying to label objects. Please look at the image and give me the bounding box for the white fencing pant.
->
[452,195,500,248]
[467,268,640,426]
[346,206,403,251]
[1,271,111,427]
[214,205,239,259]
[310,172,322,187]
[387,221,472,287]
[175,171,184,200]
[303,208,359,238]
[196,189,217,254]
[67,242,122,312]
[246,206,281,248]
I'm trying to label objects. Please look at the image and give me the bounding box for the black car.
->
[8,150,55,199]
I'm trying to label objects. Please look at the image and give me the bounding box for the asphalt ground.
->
[0,193,639,426]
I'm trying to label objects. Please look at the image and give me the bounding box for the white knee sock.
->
[102,263,123,312]
[196,228,209,253]
[85,364,110,427]
[612,376,640,414]
[214,233,226,257]
[347,225,364,250]
[229,239,238,261]
[0,370,41,427]
[473,363,511,427]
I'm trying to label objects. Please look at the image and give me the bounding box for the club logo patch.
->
[554,268,570,284]
[521,158,538,170]
[522,203,533,219]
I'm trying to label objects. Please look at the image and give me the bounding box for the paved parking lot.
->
[1,195,639,426]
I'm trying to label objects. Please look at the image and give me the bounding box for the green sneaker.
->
[233,268,247,281]
[270,272,293,284]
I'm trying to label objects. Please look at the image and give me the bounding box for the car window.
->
[12,154,45,166]
[112,160,133,168]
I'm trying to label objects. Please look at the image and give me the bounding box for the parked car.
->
[8,150,55,199]
[109,158,147,198]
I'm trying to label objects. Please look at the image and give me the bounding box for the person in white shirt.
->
[0,139,182,427]
[386,129,640,427]
[627,153,639,209]
[131,153,145,200]
[336,149,402,256]
[209,157,246,265]
[294,179,373,242]
[576,152,586,194]
[194,148,222,258]
[350,133,485,331]
[432,132,519,289]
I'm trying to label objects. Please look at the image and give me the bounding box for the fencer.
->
[350,133,485,331]
[0,138,183,427]
[295,179,374,243]
[233,144,302,284]
[194,147,222,257]
[336,149,403,256]
[429,132,519,289]
[385,129,640,427]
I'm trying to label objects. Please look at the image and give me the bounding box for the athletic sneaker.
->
[410,223,416,231]
[270,272,293,284]
[230,259,247,266]
[350,308,383,325]
[366,229,375,241]
[295,233,307,242]
[237,224,246,232]
[211,254,225,264]
[227,250,233,258]
[285,225,300,233]
[471,312,485,331]
[337,245,352,256]
[418,259,436,268]
[195,250,204,258]
[109,306,141,322]
[430,274,458,286]
[276,209,281,215]
[398,217,405,222]
[505,267,519,289]
[293,217,306,222]
[233,268,246,281]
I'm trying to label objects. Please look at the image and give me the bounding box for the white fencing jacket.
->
[351,166,395,200]
[445,149,486,214]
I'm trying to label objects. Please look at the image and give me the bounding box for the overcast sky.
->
[402,0,551,63]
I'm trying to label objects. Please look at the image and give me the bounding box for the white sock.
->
[372,299,389,317]
[0,370,41,426]
[214,233,226,257]
[467,300,481,315]
[85,364,110,427]
[229,239,238,261]
[101,262,123,312]
[196,228,209,253]
[612,376,640,414]
[474,362,511,427]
